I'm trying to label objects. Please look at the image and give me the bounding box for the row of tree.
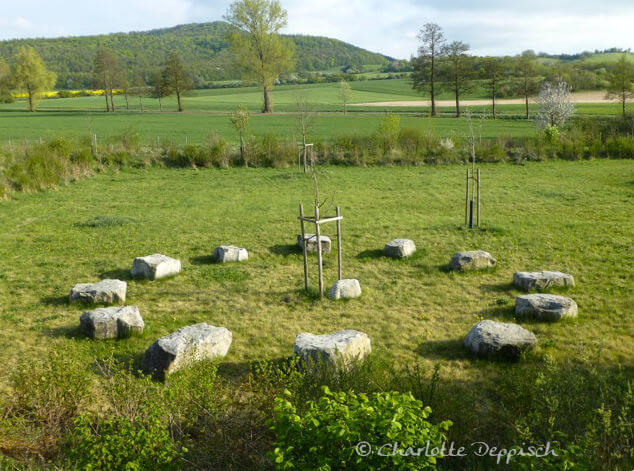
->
[412,23,634,118]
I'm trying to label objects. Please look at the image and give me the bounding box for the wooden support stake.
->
[476,169,481,228]
[314,204,324,298]
[299,204,309,294]
[336,206,342,281]
[465,169,470,227]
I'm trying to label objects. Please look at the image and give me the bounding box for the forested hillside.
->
[0,22,389,89]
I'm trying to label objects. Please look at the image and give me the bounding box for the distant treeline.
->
[0,22,389,89]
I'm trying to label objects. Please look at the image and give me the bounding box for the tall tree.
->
[10,46,56,112]
[515,50,540,119]
[161,52,193,112]
[411,23,445,117]
[606,54,634,116]
[0,58,10,99]
[338,79,351,115]
[93,48,121,112]
[481,57,506,119]
[441,41,472,118]
[225,0,295,113]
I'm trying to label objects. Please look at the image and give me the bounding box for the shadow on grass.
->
[99,268,132,280]
[190,255,218,265]
[356,249,384,260]
[478,305,516,321]
[416,339,468,361]
[40,295,68,306]
[47,325,82,339]
[478,282,514,294]
[268,244,301,256]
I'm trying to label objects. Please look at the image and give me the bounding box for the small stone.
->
[131,254,181,280]
[69,279,127,304]
[298,234,332,254]
[79,306,144,339]
[142,323,232,380]
[384,239,416,258]
[214,245,248,263]
[449,251,496,271]
[464,320,537,360]
[294,330,371,370]
[328,279,361,300]
[513,271,575,291]
[515,294,578,321]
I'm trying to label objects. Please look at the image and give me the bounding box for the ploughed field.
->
[0,160,631,384]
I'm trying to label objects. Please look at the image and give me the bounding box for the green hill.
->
[0,22,390,89]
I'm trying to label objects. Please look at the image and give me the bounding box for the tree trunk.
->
[139,96,143,111]
[158,95,162,111]
[177,90,183,112]
[263,86,272,113]
[124,92,129,110]
[623,93,627,116]
[27,84,33,112]
[239,134,244,163]
[524,79,529,119]
[455,74,460,118]
[492,81,496,119]
[430,55,436,117]
[104,91,110,112]
[109,89,116,113]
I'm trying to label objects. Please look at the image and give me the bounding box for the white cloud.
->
[14,17,33,30]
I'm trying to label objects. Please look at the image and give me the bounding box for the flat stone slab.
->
[294,329,371,370]
[449,250,496,271]
[80,306,144,339]
[515,294,578,321]
[384,239,416,258]
[142,323,232,379]
[298,234,332,254]
[513,271,575,291]
[214,245,248,263]
[131,254,181,280]
[464,320,537,360]
[69,279,127,304]
[328,279,361,300]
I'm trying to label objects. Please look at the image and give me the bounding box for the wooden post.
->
[336,206,342,281]
[299,204,309,294]
[476,169,481,228]
[465,169,470,227]
[314,204,323,298]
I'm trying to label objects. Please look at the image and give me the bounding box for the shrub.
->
[376,114,401,154]
[269,387,451,470]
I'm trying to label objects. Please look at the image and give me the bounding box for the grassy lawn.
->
[0,160,631,384]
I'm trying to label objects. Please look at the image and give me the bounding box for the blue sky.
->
[0,0,632,58]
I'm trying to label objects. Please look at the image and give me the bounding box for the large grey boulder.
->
[513,271,575,291]
[449,251,496,271]
[464,320,537,360]
[384,239,416,258]
[142,323,232,379]
[79,306,144,339]
[131,254,181,280]
[69,279,127,304]
[294,330,371,370]
[328,279,361,300]
[214,245,248,263]
[298,234,332,254]
[515,294,578,321]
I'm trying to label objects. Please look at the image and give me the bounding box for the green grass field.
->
[1,160,631,375]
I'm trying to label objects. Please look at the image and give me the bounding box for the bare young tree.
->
[536,78,575,128]
[515,50,540,119]
[411,23,445,117]
[296,92,317,172]
[338,79,351,114]
[441,41,472,118]
[230,105,250,163]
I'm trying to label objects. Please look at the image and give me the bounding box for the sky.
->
[0,0,632,58]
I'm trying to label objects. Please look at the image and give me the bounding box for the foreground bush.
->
[268,387,451,470]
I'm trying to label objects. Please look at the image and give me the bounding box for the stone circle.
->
[294,329,371,370]
[513,271,575,291]
[214,245,248,263]
[69,279,127,304]
[449,250,496,271]
[131,253,181,280]
[464,320,537,360]
[297,234,332,254]
[142,323,232,379]
[515,294,578,321]
[79,306,144,339]
[328,279,361,300]
[384,239,416,258]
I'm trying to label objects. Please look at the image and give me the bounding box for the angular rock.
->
[297,234,332,254]
[131,254,181,280]
[449,250,496,271]
[214,245,248,263]
[515,294,578,321]
[464,320,537,360]
[142,323,232,379]
[69,279,127,304]
[328,279,361,300]
[294,330,371,370]
[513,271,575,291]
[79,306,144,339]
[384,239,416,258]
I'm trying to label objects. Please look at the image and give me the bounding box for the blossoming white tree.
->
[536,79,575,128]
